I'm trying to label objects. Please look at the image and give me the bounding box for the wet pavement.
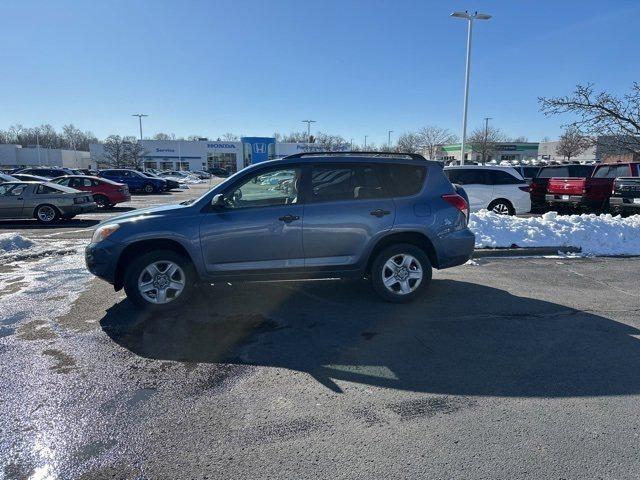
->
[1,185,640,479]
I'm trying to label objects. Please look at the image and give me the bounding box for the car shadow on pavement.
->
[100,279,640,397]
[0,219,100,229]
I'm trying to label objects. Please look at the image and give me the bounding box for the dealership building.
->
[90,137,322,173]
[0,144,93,170]
[439,142,540,163]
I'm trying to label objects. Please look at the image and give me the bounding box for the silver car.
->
[0,181,97,224]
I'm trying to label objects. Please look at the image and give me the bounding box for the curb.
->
[473,246,582,258]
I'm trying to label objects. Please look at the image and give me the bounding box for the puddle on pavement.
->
[42,348,76,374]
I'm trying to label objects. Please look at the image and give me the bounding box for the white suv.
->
[443,165,531,215]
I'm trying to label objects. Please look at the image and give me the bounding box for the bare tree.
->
[556,127,590,161]
[122,136,147,168]
[153,132,174,140]
[539,83,640,153]
[314,132,349,151]
[417,126,457,160]
[394,132,421,153]
[220,133,239,141]
[101,135,127,167]
[281,131,310,143]
[468,125,506,163]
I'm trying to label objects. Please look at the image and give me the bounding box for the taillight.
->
[518,186,530,192]
[530,181,538,192]
[442,193,469,223]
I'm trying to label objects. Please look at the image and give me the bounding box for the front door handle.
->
[370,209,391,218]
[278,214,300,223]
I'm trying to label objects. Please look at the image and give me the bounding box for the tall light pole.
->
[132,113,148,142]
[364,135,368,148]
[451,11,491,165]
[483,117,492,164]
[302,120,316,142]
[388,130,394,150]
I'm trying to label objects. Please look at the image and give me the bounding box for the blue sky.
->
[1,0,639,145]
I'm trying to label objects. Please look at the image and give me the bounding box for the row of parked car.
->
[0,166,219,224]
[444,162,640,216]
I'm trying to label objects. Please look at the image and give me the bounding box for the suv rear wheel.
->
[371,244,432,303]
[123,250,195,310]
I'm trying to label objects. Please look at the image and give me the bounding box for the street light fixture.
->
[132,113,148,142]
[450,10,492,165]
[302,120,316,142]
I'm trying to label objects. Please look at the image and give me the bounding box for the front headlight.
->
[91,224,120,243]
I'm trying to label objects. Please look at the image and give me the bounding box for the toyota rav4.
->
[85,153,475,308]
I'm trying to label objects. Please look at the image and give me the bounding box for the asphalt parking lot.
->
[1,184,640,479]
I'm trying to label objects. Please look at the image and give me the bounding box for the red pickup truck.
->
[546,162,640,211]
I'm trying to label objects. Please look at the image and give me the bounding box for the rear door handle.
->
[370,209,391,218]
[278,214,300,223]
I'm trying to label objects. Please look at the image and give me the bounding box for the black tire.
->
[123,249,196,310]
[143,183,155,194]
[94,194,110,208]
[488,199,515,216]
[34,204,60,224]
[371,243,432,303]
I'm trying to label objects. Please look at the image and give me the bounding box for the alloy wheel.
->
[37,205,56,223]
[381,254,423,295]
[492,203,510,215]
[137,261,186,304]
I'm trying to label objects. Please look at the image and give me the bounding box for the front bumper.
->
[60,202,97,215]
[436,228,475,269]
[85,240,124,284]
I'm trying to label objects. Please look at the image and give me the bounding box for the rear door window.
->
[487,170,523,185]
[568,165,594,177]
[445,168,486,185]
[310,164,387,202]
[537,167,569,178]
[384,164,426,196]
[593,165,632,178]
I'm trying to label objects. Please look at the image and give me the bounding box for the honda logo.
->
[254,143,266,154]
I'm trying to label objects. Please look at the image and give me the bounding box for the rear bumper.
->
[545,194,601,208]
[60,202,97,215]
[85,240,124,284]
[610,196,640,210]
[435,228,475,269]
[109,192,131,204]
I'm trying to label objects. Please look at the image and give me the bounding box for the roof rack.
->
[283,151,428,162]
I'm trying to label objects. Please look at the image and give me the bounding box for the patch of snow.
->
[470,210,640,256]
[0,233,35,253]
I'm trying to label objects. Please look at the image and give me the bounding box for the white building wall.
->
[0,144,92,169]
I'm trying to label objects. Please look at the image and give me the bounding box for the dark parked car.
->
[98,169,166,193]
[15,167,73,178]
[140,171,180,191]
[529,164,595,210]
[86,152,474,309]
[610,177,640,215]
[207,167,231,177]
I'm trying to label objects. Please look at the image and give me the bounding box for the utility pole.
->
[132,113,148,142]
[36,131,41,166]
[388,130,394,150]
[483,117,492,164]
[302,120,316,142]
[451,11,492,165]
[364,135,368,148]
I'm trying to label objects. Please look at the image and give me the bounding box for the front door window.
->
[226,168,300,209]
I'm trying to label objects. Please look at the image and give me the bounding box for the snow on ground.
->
[0,233,35,254]
[470,210,640,255]
[0,238,90,338]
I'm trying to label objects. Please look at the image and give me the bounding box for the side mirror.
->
[211,193,226,208]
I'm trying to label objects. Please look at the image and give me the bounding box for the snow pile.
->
[470,211,640,255]
[0,233,35,254]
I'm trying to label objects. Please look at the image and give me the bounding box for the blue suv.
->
[86,153,474,308]
[99,169,166,193]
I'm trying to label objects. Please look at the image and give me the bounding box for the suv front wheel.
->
[123,250,195,310]
[371,244,432,303]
